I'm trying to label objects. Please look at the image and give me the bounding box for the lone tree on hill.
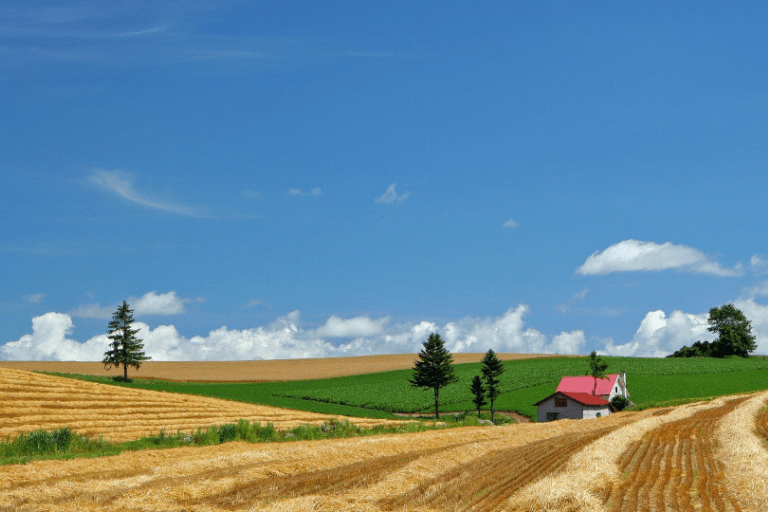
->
[587,351,608,396]
[409,333,458,419]
[481,349,505,423]
[103,301,150,381]
[470,375,487,418]
[707,304,757,357]
[668,304,757,358]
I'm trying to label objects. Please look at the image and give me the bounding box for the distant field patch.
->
[0,353,554,382]
[46,356,768,420]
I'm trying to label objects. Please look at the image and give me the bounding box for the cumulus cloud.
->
[315,316,388,338]
[1,305,586,361]
[23,293,45,304]
[0,313,106,361]
[601,310,710,358]
[502,219,519,229]
[70,291,191,318]
[90,169,200,217]
[577,239,743,277]
[601,296,768,357]
[131,291,188,315]
[376,183,409,204]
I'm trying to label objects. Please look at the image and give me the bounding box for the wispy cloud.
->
[751,255,768,275]
[287,187,322,197]
[241,190,261,199]
[554,288,588,314]
[376,183,409,205]
[577,240,743,277]
[90,169,201,217]
[70,291,195,319]
[23,293,45,304]
[502,219,519,229]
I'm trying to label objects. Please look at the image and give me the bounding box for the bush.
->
[52,428,73,452]
[611,396,631,411]
[218,424,238,444]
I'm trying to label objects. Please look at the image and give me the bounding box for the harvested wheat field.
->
[3,391,768,512]
[0,353,561,382]
[0,368,401,442]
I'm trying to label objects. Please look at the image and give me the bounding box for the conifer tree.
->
[480,349,505,423]
[103,301,150,381]
[470,375,487,418]
[409,333,458,419]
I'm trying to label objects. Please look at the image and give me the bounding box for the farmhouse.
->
[534,371,630,422]
[534,391,612,422]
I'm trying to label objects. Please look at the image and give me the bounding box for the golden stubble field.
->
[0,368,401,442]
[2,363,768,511]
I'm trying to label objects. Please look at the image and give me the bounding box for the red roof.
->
[556,374,619,396]
[533,391,611,407]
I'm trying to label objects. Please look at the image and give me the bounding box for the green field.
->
[53,356,768,420]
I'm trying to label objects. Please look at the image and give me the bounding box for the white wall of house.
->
[606,372,629,401]
[581,404,612,419]
[537,395,612,422]
[537,395,584,422]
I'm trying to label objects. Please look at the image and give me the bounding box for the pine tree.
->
[480,349,505,423]
[102,301,150,381]
[470,375,487,418]
[409,333,458,419]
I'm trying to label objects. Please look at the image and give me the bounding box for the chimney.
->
[621,370,626,387]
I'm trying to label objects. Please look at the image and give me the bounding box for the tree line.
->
[409,333,506,422]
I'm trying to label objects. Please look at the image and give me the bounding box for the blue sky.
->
[2,1,768,361]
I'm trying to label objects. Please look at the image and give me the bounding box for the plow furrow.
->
[378,424,621,512]
[602,396,749,512]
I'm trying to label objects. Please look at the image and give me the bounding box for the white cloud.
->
[23,293,45,304]
[287,188,322,197]
[90,169,200,217]
[70,291,191,318]
[742,280,768,299]
[554,288,589,314]
[376,183,409,204]
[602,309,710,358]
[502,219,519,229]
[2,305,586,361]
[315,316,388,338]
[577,239,743,277]
[243,299,262,308]
[601,297,768,357]
[751,255,768,275]
[69,303,115,319]
[0,313,106,361]
[131,291,187,316]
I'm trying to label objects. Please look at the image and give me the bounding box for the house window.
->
[596,412,601,418]
[546,412,559,422]
[555,396,567,408]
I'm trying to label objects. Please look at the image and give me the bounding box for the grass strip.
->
[1,416,491,467]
